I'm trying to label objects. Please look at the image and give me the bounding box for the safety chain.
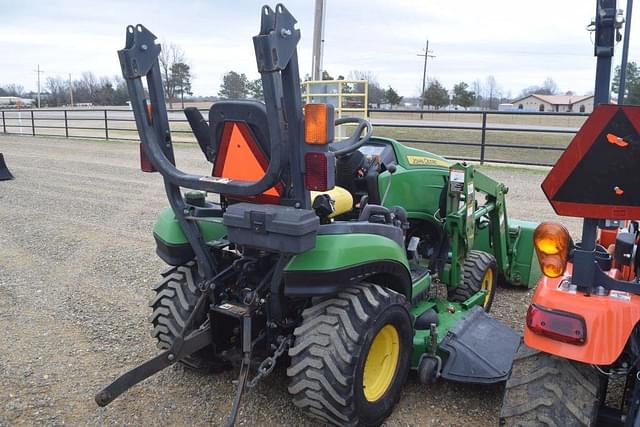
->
[247,336,292,388]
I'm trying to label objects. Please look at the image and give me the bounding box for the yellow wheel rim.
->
[481,268,494,307]
[362,324,400,402]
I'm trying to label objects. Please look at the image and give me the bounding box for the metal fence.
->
[0,107,590,167]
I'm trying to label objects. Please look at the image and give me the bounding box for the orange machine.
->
[501,105,640,426]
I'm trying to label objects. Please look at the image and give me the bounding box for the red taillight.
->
[305,152,331,191]
[526,304,586,345]
[140,143,156,173]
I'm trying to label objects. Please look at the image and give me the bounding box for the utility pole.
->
[35,64,44,108]
[68,73,74,107]
[618,0,633,104]
[417,40,435,119]
[311,0,326,81]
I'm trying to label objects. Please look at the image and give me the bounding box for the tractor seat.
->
[310,186,353,219]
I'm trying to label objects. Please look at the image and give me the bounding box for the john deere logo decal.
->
[407,156,449,167]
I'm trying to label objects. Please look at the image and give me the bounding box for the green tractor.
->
[96,4,539,426]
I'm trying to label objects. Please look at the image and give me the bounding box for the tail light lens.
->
[305,152,334,191]
[527,304,586,345]
[304,103,335,145]
[140,143,156,173]
[534,222,571,278]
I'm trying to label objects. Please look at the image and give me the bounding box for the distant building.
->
[0,96,34,108]
[498,103,515,111]
[511,94,594,113]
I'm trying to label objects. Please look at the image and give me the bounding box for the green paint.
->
[153,207,226,245]
[411,269,431,298]
[285,233,409,271]
[409,292,487,368]
[506,219,540,288]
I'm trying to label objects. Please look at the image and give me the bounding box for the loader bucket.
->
[0,153,14,180]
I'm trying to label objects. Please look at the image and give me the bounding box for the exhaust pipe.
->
[0,153,14,180]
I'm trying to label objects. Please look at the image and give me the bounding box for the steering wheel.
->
[329,117,373,157]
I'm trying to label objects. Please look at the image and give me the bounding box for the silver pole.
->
[311,0,326,80]
[618,0,633,104]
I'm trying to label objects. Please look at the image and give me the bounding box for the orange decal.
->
[606,133,630,147]
[213,122,281,201]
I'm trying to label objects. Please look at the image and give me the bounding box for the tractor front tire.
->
[448,250,498,311]
[500,343,601,426]
[287,284,412,426]
[149,260,218,372]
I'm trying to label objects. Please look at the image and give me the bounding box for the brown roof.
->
[512,94,593,105]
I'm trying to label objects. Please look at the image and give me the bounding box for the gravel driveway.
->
[0,135,581,426]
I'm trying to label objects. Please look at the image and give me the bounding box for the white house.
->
[511,94,594,113]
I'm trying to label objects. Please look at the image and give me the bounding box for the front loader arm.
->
[473,170,511,276]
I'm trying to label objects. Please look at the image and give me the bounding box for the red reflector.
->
[140,143,156,173]
[526,304,586,345]
[305,152,329,191]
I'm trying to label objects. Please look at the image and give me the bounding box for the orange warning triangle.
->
[214,122,280,198]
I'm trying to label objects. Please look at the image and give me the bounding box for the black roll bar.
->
[117,4,302,199]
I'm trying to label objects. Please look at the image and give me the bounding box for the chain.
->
[247,336,292,388]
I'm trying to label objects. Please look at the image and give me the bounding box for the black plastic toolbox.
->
[223,203,320,253]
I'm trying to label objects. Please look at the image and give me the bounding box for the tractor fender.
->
[153,207,226,265]
[283,233,411,299]
[524,263,640,366]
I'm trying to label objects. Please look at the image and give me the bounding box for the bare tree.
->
[159,42,185,108]
[485,75,501,110]
[1,84,25,97]
[471,79,483,108]
[542,77,559,95]
[349,70,385,107]
[46,77,68,107]
[73,72,100,104]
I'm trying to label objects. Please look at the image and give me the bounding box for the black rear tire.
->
[149,260,220,372]
[287,284,412,426]
[448,250,498,311]
[500,343,601,426]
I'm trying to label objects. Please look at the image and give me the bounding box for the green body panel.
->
[409,292,486,369]
[411,270,431,298]
[285,233,409,272]
[389,137,452,170]
[153,207,226,245]
[377,138,449,222]
[506,219,540,288]
[472,218,539,288]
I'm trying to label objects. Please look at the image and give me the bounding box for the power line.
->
[417,40,435,118]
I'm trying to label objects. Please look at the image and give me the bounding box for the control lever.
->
[381,164,397,206]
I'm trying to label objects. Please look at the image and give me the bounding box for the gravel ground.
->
[0,135,581,426]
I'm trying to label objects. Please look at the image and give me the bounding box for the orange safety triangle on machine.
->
[213,121,281,200]
[541,104,640,219]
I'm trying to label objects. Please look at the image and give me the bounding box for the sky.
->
[1,0,639,99]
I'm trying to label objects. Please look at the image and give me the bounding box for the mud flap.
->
[439,306,520,384]
[0,153,14,181]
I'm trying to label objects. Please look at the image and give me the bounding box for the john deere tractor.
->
[96,4,539,425]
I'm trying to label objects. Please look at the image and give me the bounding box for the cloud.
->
[0,0,636,98]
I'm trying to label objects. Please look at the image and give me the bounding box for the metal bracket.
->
[94,325,212,407]
[118,24,161,79]
[252,4,301,73]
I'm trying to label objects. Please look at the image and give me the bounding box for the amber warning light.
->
[533,222,571,278]
[304,104,335,145]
